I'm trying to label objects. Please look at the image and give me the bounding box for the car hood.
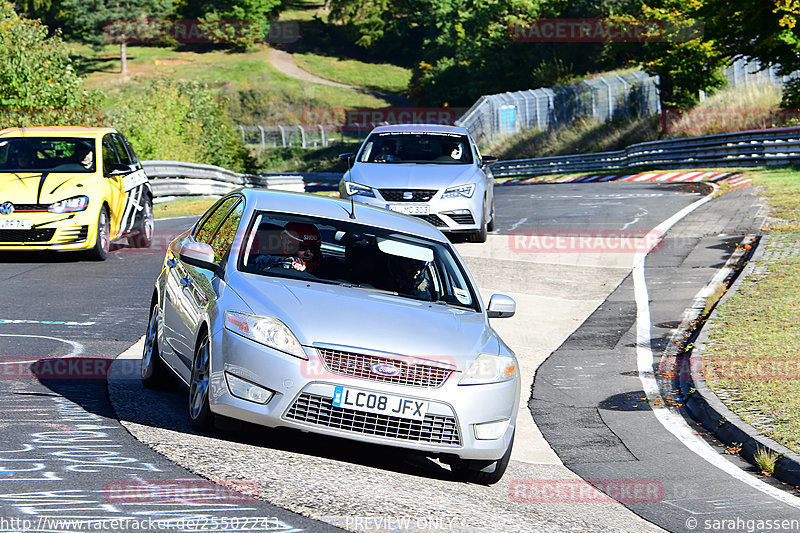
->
[348,163,479,190]
[233,274,496,370]
[0,172,89,204]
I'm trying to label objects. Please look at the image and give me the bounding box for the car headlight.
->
[459,353,517,385]
[344,181,375,198]
[224,311,307,360]
[443,184,476,199]
[48,195,89,213]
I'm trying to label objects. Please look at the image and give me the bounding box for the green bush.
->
[0,1,100,126]
[105,79,255,172]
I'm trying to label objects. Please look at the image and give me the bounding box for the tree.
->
[635,2,728,108]
[699,0,800,106]
[62,0,172,74]
[0,1,100,125]
[175,0,284,48]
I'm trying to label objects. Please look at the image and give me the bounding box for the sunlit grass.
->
[293,52,411,94]
[153,197,218,219]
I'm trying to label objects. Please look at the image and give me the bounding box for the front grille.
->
[285,392,461,446]
[0,228,55,243]
[413,214,447,227]
[379,189,437,202]
[57,225,89,244]
[446,213,475,225]
[318,347,453,388]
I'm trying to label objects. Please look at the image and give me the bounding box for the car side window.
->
[208,200,245,263]
[111,134,132,166]
[102,135,119,175]
[118,134,140,165]
[194,196,240,245]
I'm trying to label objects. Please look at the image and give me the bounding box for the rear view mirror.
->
[179,241,223,277]
[482,156,498,165]
[487,294,515,318]
[107,163,134,176]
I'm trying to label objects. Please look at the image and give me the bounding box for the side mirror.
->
[179,241,224,277]
[339,152,355,169]
[482,155,498,165]
[107,163,134,176]
[487,294,515,319]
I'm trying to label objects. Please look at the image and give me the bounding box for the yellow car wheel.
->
[88,206,110,261]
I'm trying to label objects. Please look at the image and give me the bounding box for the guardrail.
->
[141,160,307,198]
[489,127,800,177]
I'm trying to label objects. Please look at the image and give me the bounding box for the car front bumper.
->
[0,209,96,251]
[348,193,484,234]
[208,329,519,461]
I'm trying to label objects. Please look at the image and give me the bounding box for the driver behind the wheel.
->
[254,222,321,273]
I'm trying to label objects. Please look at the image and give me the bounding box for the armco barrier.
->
[489,127,800,178]
[141,160,306,198]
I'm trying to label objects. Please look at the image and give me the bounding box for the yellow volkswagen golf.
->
[0,127,153,260]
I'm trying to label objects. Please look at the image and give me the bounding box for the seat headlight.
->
[48,195,89,213]
[459,353,517,385]
[344,181,375,197]
[443,184,475,199]
[224,311,307,360]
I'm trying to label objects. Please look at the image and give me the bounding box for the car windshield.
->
[0,137,96,173]
[358,132,473,165]
[238,211,479,311]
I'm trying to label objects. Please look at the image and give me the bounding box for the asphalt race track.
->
[2,182,795,533]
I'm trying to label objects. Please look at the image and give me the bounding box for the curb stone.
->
[682,232,800,487]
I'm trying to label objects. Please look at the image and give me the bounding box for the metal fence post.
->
[239,126,246,143]
[298,125,306,148]
[599,78,613,120]
[318,125,326,147]
[277,125,286,148]
[257,126,265,148]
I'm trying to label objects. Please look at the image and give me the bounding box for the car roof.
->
[0,127,117,138]
[239,188,450,243]
[368,124,470,136]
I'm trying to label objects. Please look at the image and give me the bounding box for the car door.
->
[162,196,243,378]
[111,133,148,236]
[101,134,127,239]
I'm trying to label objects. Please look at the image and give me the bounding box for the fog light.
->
[474,418,510,440]
[225,372,272,404]
[443,209,471,215]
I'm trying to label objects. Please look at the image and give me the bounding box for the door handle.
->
[180,276,192,288]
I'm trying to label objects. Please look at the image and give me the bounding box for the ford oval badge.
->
[371,362,401,377]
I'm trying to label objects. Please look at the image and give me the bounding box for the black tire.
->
[87,205,110,261]
[141,299,170,390]
[487,199,495,232]
[451,430,514,485]
[128,195,154,248]
[188,332,214,431]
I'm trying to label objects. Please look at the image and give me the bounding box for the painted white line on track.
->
[632,187,800,510]
[0,333,84,361]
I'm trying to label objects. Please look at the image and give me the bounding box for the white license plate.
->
[0,219,31,230]
[387,204,430,216]
[332,386,429,420]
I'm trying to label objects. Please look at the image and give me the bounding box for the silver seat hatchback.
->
[338,124,497,242]
[143,189,519,484]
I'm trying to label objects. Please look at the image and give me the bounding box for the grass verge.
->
[154,197,218,219]
[293,52,411,94]
[702,166,800,455]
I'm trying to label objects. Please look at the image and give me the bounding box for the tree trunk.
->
[120,41,127,75]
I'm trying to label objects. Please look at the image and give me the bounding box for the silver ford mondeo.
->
[143,188,519,484]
